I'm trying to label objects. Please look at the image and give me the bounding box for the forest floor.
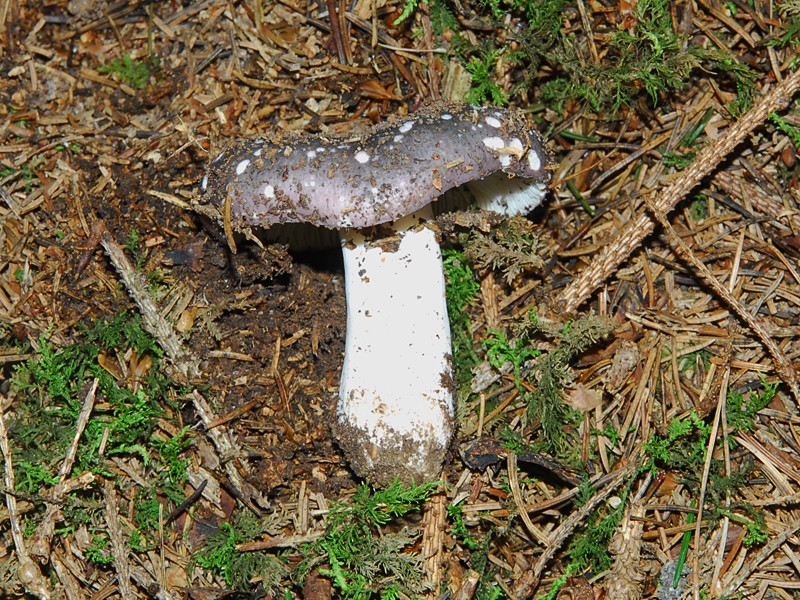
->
[1,0,800,599]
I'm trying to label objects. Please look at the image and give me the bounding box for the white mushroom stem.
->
[337,206,455,485]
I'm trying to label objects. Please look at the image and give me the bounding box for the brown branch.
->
[513,461,638,598]
[326,0,352,65]
[94,220,200,381]
[0,395,53,599]
[103,480,135,600]
[556,66,800,313]
[646,199,800,403]
[419,2,440,99]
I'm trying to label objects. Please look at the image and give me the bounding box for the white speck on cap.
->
[393,134,404,143]
[355,150,370,164]
[371,187,379,195]
[528,150,541,171]
[307,150,317,160]
[509,138,524,151]
[253,148,262,157]
[236,159,250,175]
[485,116,502,128]
[482,137,505,151]
[499,155,511,167]
[441,113,453,120]
[212,151,224,164]
[399,121,414,133]
[201,174,208,190]
[316,147,326,153]
[264,184,275,198]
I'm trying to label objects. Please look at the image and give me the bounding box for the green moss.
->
[98,53,159,89]
[297,481,436,599]
[444,248,481,392]
[192,514,289,591]
[462,217,545,285]
[726,379,778,434]
[7,312,188,545]
[520,313,614,452]
[465,47,509,106]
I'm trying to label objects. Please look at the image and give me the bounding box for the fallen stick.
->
[94,219,200,381]
[557,66,800,313]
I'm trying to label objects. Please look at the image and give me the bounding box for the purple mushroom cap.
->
[196,101,550,231]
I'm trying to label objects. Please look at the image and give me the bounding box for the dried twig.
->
[452,570,481,600]
[645,200,800,403]
[95,221,269,511]
[0,0,10,34]
[29,379,98,562]
[419,2,440,99]
[557,66,800,313]
[513,461,637,597]
[422,493,447,593]
[507,453,550,545]
[94,220,200,381]
[605,503,645,600]
[190,390,271,512]
[103,479,135,600]
[0,395,53,599]
[692,367,728,597]
[325,0,351,65]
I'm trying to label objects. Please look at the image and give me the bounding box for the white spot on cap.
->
[236,159,250,175]
[485,116,502,128]
[371,187,379,195]
[253,148,262,157]
[264,184,275,198]
[307,150,317,160]
[212,151,224,164]
[499,155,511,167]
[528,151,541,172]
[355,150,370,164]
[441,113,453,120]
[317,147,326,153]
[399,121,414,133]
[337,144,350,150]
[393,134,404,143]
[482,137,505,151]
[510,138,524,151]
[201,174,208,190]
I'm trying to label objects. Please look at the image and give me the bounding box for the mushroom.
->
[196,101,550,486]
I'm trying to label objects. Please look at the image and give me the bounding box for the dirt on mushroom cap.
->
[195,100,551,232]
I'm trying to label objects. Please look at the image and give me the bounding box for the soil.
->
[2,1,800,598]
